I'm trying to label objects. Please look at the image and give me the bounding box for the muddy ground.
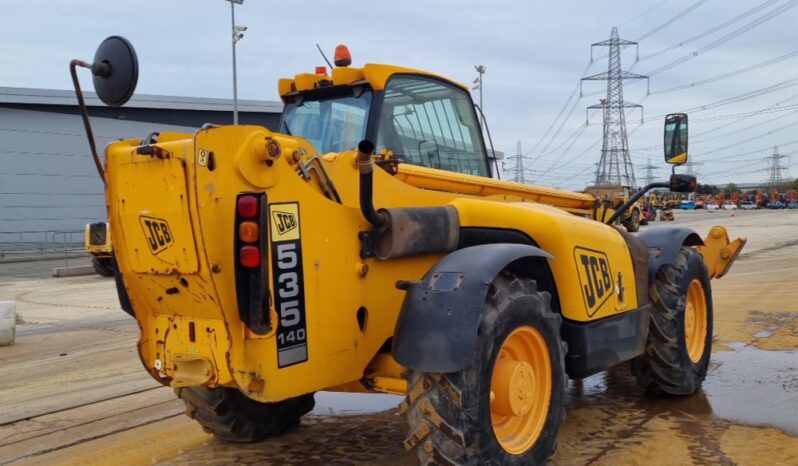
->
[1,209,797,465]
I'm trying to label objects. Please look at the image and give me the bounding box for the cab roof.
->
[278,63,469,101]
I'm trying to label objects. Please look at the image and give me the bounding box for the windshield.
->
[281,90,372,154]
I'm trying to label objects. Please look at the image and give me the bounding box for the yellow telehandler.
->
[69,37,745,465]
[84,222,115,277]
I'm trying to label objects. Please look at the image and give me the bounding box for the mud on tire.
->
[175,386,314,442]
[402,273,567,465]
[631,247,713,395]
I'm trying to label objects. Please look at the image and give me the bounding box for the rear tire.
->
[402,273,566,465]
[92,257,115,277]
[175,386,314,442]
[631,248,712,395]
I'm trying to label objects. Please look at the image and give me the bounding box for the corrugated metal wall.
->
[0,105,279,253]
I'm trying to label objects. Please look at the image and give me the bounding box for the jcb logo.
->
[139,216,174,255]
[272,211,297,237]
[574,247,613,316]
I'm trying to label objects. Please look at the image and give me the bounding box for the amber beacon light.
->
[334,44,352,67]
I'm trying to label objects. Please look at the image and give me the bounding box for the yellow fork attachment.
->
[697,226,747,279]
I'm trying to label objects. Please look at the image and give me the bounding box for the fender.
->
[392,243,553,373]
[637,226,704,283]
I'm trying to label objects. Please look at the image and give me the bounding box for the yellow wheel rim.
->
[684,279,708,363]
[490,326,552,455]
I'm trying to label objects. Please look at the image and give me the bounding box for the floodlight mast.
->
[225,0,245,124]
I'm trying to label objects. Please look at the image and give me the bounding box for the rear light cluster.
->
[237,196,261,267]
[234,193,270,334]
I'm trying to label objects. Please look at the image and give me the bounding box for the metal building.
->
[0,87,282,257]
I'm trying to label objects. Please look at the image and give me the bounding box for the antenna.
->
[315,43,333,69]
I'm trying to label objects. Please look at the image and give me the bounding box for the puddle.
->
[754,329,775,338]
[564,346,798,436]
[311,391,403,416]
[705,346,798,435]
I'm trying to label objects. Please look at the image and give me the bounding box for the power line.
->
[640,0,783,61]
[620,0,670,27]
[632,94,798,152]
[527,61,595,156]
[650,49,798,94]
[635,0,710,42]
[643,78,798,122]
[644,0,798,76]
[695,117,798,158]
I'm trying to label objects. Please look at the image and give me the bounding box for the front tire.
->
[624,209,641,232]
[176,386,314,442]
[631,248,712,395]
[402,273,566,465]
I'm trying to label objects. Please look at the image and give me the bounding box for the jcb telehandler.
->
[70,37,745,465]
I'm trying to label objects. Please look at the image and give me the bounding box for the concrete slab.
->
[52,265,95,278]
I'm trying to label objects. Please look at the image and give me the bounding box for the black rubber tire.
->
[624,209,641,233]
[175,386,315,442]
[110,258,135,318]
[631,248,713,395]
[402,273,566,466]
[92,257,115,277]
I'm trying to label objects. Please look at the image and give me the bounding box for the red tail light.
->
[240,245,261,268]
[238,195,258,218]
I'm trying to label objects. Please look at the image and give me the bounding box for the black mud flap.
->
[392,243,553,373]
[637,226,703,283]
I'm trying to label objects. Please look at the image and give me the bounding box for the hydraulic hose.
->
[70,59,105,185]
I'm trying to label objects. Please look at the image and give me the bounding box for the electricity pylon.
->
[582,27,649,188]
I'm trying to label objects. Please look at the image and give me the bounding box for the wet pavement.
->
[2,210,797,465]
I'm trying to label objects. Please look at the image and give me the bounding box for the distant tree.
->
[696,183,719,195]
[724,183,739,194]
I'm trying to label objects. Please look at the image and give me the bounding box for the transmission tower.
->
[765,145,788,187]
[684,161,704,177]
[641,158,659,185]
[505,140,533,184]
[582,27,649,188]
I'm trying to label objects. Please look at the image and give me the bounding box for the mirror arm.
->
[605,181,669,225]
[70,59,105,185]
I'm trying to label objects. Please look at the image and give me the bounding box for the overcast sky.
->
[2,0,797,188]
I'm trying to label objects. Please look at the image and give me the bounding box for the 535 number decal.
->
[269,203,308,368]
[573,246,614,317]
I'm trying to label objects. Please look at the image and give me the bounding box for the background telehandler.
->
[69,37,745,465]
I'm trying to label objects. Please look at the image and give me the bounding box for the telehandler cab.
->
[70,37,745,465]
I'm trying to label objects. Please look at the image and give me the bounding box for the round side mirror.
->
[92,36,138,107]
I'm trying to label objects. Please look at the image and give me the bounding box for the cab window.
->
[282,90,372,154]
[376,75,488,176]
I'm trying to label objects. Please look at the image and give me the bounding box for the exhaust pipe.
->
[356,140,386,227]
[355,140,459,260]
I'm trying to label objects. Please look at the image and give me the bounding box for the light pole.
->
[473,65,486,128]
[225,0,246,124]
